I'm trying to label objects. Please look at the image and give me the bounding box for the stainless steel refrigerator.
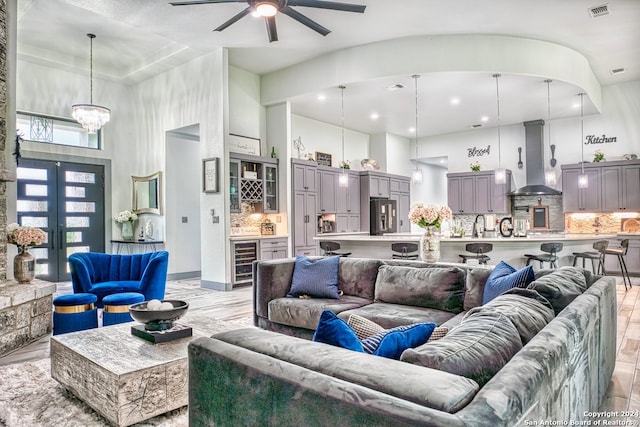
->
[370,198,397,235]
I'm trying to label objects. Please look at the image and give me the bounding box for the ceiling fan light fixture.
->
[255,2,278,17]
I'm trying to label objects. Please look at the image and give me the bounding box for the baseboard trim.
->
[167,271,201,281]
[201,280,233,292]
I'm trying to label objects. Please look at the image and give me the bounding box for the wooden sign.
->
[315,152,332,166]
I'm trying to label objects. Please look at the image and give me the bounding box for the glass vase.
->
[121,221,135,241]
[420,226,441,263]
[14,247,36,283]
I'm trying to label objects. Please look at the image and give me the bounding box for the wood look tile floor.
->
[1,275,639,416]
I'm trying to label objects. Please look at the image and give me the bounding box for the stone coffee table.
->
[50,317,249,426]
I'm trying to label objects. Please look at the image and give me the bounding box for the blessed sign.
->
[467,145,491,157]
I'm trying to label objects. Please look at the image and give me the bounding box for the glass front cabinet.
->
[229,153,278,213]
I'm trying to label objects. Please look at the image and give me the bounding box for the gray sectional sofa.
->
[188,257,616,427]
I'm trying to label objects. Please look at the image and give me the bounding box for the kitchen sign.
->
[585,134,617,144]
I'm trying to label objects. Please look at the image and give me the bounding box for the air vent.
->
[386,84,405,91]
[471,124,483,128]
[588,4,609,18]
[610,67,626,75]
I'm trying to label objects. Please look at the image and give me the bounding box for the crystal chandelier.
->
[72,34,111,134]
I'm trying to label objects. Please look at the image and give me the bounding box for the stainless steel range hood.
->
[509,120,562,196]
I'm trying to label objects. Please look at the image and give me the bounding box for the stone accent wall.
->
[0,281,56,356]
[0,0,9,281]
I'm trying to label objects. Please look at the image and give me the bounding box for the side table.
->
[111,240,164,254]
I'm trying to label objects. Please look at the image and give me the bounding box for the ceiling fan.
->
[169,0,366,43]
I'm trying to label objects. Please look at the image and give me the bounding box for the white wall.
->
[291,114,369,169]
[229,65,265,151]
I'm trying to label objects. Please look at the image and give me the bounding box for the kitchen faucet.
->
[472,214,485,238]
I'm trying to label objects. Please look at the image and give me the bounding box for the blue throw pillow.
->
[362,323,437,359]
[312,310,364,352]
[482,261,535,304]
[313,310,435,360]
[288,256,340,299]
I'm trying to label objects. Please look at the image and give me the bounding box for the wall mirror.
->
[132,171,163,215]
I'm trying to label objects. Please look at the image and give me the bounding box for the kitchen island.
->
[315,233,617,269]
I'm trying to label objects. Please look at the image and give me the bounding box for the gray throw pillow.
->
[463,288,555,345]
[401,311,522,387]
[374,265,465,313]
[527,267,587,315]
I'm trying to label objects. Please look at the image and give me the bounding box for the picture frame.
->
[228,134,261,156]
[203,157,219,193]
[315,151,332,167]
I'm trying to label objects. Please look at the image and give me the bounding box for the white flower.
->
[114,210,138,223]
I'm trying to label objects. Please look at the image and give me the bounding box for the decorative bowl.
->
[129,300,189,331]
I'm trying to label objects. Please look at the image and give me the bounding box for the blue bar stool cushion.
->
[53,293,98,335]
[102,292,145,326]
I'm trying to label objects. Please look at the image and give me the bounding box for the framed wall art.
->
[203,157,219,193]
[315,151,332,166]
[228,134,261,156]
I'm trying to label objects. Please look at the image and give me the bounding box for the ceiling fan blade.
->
[214,6,252,31]
[287,0,366,13]
[265,16,278,43]
[280,6,330,36]
[170,0,245,6]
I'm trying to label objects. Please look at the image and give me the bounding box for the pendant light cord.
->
[413,75,419,160]
[580,92,585,174]
[87,33,96,104]
[493,73,501,168]
[339,85,345,165]
[546,79,552,149]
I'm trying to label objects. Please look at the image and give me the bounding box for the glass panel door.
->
[16,159,105,282]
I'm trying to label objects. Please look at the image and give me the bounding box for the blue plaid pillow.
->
[482,261,535,304]
[288,256,340,299]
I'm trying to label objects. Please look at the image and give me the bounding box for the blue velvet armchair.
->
[68,251,169,307]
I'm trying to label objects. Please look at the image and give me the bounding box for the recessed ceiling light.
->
[481,116,489,122]
[572,102,581,109]
[386,84,405,91]
[370,112,379,120]
[450,97,460,105]
[409,127,416,133]
[440,159,445,163]
[317,94,326,101]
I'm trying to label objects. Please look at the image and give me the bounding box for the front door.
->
[16,159,105,282]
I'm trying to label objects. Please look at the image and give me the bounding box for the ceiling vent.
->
[588,4,609,18]
[610,67,626,75]
[471,124,483,128]
[386,84,405,91]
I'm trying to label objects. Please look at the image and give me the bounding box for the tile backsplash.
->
[565,213,640,234]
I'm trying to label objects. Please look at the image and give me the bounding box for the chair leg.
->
[590,258,597,274]
[539,261,544,269]
[526,258,531,266]
[620,255,632,290]
[572,257,577,267]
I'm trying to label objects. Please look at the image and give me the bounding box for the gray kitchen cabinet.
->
[361,172,390,198]
[561,167,601,212]
[259,238,288,260]
[263,163,278,213]
[292,159,318,255]
[335,214,360,233]
[229,153,278,213]
[293,160,317,192]
[390,176,411,232]
[317,166,337,213]
[601,164,640,211]
[447,170,511,214]
[337,171,360,214]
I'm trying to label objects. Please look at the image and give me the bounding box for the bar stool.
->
[319,241,352,257]
[459,243,493,265]
[53,293,98,335]
[524,242,563,269]
[391,242,419,260]
[572,240,609,274]
[604,239,631,290]
[102,292,145,326]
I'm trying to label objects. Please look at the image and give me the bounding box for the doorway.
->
[16,159,105,282]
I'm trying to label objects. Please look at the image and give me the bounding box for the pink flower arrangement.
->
[408,203,452,229]
[6,223,47,251]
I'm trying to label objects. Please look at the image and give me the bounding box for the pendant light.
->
[72,33,111,134]
[544,79,557,186]
[493,73,506,185]
[577,92,588,188]
[338,85,348,187]
[411,74,423,184]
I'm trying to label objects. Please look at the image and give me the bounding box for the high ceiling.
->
[16,0,640,140]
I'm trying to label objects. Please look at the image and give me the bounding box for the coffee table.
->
[50,317,250,426]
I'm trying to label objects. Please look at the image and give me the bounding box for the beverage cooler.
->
[232,240,258,285]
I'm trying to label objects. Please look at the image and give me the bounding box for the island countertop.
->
[314,232,618,268]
